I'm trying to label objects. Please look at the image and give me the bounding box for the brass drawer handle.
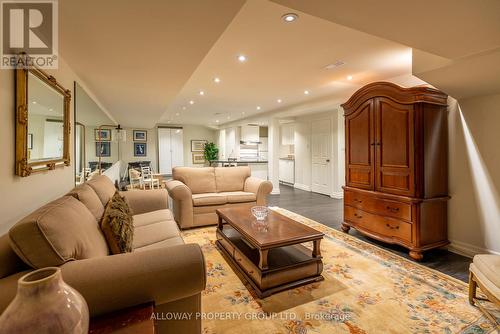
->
[248,270,254,274]
[386,206,400,212]
[354,199,363,203]
[386,223,399,230]
[354,213,363,219]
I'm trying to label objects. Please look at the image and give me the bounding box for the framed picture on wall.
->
[192,153,205,164]
[27,133,33,149]
[96,142,111,157]
[134,142,147,157]
[133,130,147,141]
[191,140,207,152]
[94,129,111,141]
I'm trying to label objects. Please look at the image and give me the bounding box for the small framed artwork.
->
[133,130,147,141]
[191,140,207,152]
[96,142,111,157]
[134,142,147,157]
[27,133,33,149]
[192,153,205,164]
[94,129,111,141]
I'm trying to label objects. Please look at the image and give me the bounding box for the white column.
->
[268,117,280,195]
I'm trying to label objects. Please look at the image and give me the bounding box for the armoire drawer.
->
[344,206,412,244]
[345,190,412,221]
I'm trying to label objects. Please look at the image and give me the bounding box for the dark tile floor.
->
[268,184,472,282]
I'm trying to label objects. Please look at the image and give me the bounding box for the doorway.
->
[158,127,184,175]
[311,118,332,195]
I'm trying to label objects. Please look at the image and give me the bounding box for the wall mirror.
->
[15,62,71,176]
[74,82,119,185]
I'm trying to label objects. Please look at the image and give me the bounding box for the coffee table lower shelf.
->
[216,226,323,298]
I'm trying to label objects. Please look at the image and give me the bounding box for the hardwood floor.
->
[268,184,471,282]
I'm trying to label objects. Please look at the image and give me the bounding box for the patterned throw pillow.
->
[100,192,134,254]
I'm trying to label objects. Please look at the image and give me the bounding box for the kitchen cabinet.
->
[279,159,294,184]
[280,124,295,145]
[240,125,260,143]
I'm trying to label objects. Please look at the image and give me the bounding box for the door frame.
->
[157,125,183,175]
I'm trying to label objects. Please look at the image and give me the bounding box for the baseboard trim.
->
[330,191,343,199]
[447,239,500,258]
[294,183,311,192]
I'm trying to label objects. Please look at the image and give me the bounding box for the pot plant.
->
[204,142,219,164]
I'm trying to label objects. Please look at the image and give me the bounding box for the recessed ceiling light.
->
[304,90,310,95]
[175,112,180,116]
[189,100,194,105]
[32,101,37,104]
[167,120,172,123]
[237,54,247,62]
[347,75,353,80]
[227,116,231,120]
[215,119,219,123]
[213,77,221,83]
[282,13,298,23]
[242,111,246,115]
[277,99,282,103]
[256,106,261,110]
[49,108,53,111]
[199,90,205,96]
[182,106,186,110]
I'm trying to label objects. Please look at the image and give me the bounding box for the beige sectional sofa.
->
[0,175,205,334]
[166,166,273,229]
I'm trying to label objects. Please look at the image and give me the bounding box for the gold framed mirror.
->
[15,56,71,177]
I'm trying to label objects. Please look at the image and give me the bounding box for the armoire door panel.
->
[345,101,374,189]
[375,98,414,196]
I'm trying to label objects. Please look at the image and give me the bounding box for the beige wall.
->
[0,58,82,235]
[182,125,217,167]
[448,94,500,255]
[120,127,158,174]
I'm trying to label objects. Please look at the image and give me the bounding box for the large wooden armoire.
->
[341,82,449,261]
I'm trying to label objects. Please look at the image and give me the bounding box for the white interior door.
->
[311,119,332,195]
[170,128,184,170]
[158,128,173,174]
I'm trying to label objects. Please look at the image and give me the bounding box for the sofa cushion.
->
[100,193,134,254]
[215,166,251,192]
[473,254,500,288]
[192,193,227,207]
[67,183,105,221]
[133,209,174,228]
[133,220,181,249]
[0,235,27,279]
[220,191,256,203]
[9,196,109,269]
[173,167,216,194]
[86,175,116,206]
[133,236,184,252]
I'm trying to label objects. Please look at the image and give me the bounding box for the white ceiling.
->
[59,0,246,128]
[163,0,411,126]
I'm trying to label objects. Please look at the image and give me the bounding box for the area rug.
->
[181,207,499,334]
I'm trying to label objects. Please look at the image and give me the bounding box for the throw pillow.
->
[100,192,134,254]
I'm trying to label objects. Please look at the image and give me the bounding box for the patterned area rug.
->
[181,208,499,334]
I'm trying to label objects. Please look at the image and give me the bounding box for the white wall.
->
[448,94,500,255]
[0,58,86,235]
[181,125,217,167]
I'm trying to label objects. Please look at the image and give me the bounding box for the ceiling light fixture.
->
[32,101,37,104]
[189,100,194,105]
[167,120,172,124]
[277,99,282,103]
[175,112,180,116]
[242,111,246,115]
[227,116,231,120]
[237,54,247,62]
[182,106,186,110]
[199,90,205,96]
[347,75,353,80]
[214,77,221,83]
[282,13,298,23]
[256,106,261,110]
[215,119,219,123]
[304,90,310,95]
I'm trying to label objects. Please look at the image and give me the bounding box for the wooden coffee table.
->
[216,206,324,298]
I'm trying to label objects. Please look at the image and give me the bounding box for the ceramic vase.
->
[0,267,89,333]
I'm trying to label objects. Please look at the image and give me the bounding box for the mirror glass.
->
[27,72,65,162]
[74,82,118,185]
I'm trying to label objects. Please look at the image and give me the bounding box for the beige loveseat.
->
[0,175,205,334]
[166,166,273,229]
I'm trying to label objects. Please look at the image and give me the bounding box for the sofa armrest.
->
[119,189,168,215]
[166,180,194,229]
[60,243,205,317]
[244,177,273,206]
